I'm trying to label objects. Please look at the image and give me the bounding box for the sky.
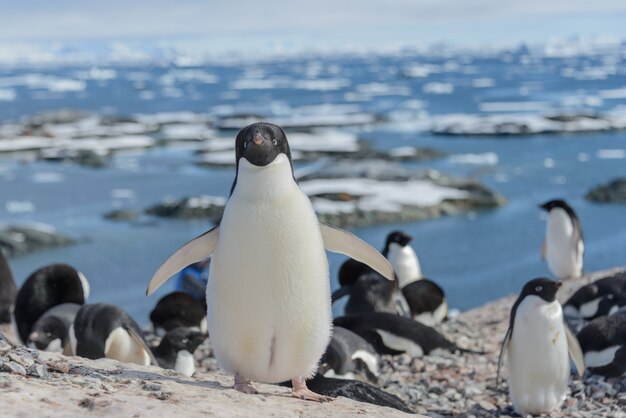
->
[1,0,626,51]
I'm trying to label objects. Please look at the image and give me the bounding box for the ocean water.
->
[1,47,625,323]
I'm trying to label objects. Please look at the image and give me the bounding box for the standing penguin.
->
[146,122,394,401]
[497,278,585,416]
[539,199,584,280]
[13,263,90,344]
[0,252,16,324]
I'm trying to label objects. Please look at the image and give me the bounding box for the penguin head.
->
[539,199,572,213]
[520,277,562,303]
[385,231,412,249]
[28,316,67,351]
[160,327,207,354]
[235,122,291,167]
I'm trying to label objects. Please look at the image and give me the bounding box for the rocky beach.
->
[2,266,625,417]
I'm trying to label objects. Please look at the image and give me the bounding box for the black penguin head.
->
[384,231,412,251]
[160,327,207,354]
[29,316,66,350]
[235,122,291,167]
[519,278,562,303]
[539,199,573,213]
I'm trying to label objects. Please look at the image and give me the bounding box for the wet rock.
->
[586,177,626,203]
[0,224,75,257]
[104,209,143,221]
[145,196,226,221]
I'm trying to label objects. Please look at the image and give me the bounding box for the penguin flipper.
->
[565,324,585,377]
[146,226,219,295]
[125,325,159,367]
[496,328,511,389]
[320,223,394,282]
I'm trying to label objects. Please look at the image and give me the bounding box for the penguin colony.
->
[0,123,624,415]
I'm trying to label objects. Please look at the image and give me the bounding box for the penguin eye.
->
[182,338,189,344]
[272,138,278,146]
[535,286,543,292]
[45,332,52,338]
[607,294,614,300]
[243,141,247,149]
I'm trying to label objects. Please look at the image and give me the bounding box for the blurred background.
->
[1,1,625,322]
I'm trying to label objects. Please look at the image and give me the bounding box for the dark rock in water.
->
[104,209,143,221]
[27,109,92,127]
[39,148,109,168]
[146,196,226,221]
[0,225,76,257]
[586,178,626,203]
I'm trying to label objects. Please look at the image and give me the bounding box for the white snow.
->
[301,178,469,214]
[479,101,553,112]
[599,87,626,99]
[160,124,215,141]
[422,82,454,95]
[449,152,499,165]
[596,149,626,159]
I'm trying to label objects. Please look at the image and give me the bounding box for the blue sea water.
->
[1,48,625,323]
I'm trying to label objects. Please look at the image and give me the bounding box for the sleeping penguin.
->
[149,291,207,336]
[151,327,207,377]
[14,263,90,344]
[28,303,80,354]
[563,272,626,321]
[576,309,626,377]
[318,326,380,382]
[334,312,477,357]
[70,303,157,367]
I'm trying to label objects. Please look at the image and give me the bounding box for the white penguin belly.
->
[207,164,332,383]
[546,209,581,279]
[387,244,421,288]
[507,297,570,415]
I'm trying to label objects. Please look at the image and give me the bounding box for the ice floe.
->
[596,149,626,159]
[422,82,454,95]
[449,153,499,165]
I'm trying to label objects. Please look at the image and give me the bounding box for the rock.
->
[586,177,626,203]
[0,360,27,376]
[0,224,76,257]
[104,209,143,221]
[145,195,226,221]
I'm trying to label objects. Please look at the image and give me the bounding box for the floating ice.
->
[422,82,454,95]
[32,172,65,183]
[596,149,626,159]
[449,153,499,165]
[0,88,16,101]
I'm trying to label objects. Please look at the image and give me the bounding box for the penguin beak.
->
[555,281,562,288]
[253,133,264,145]
[29,332,40,342]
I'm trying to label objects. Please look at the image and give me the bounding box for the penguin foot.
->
[291,376,333,402]
[234,373,258,394]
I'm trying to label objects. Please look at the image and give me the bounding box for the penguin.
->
[331,271,410,317]
[146,122,394,402]
[28,303,80,354]
[318,326,380,382]
[539,199,584,280]
[70,303,157,367]
[576,310,626,377]
[151,327,208,377]
[0,252,16,324]
[334,312,475,357]
[337,230,447,325]
[281,374,414,414]
[402,279,448,326]
[149,292,207,336]
[13,263,90,344]
[338,231,418,287]
[563,272,626,321]
[497,278,585,416]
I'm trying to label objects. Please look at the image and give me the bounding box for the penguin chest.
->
[546,210,581,278]
[388,245,421,287]
[507,297,569,415]
[207,188,332,382]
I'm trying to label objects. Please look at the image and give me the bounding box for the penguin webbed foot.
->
[234,373,259,394]
[291,376,333,402]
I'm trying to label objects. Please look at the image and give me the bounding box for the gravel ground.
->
[2,267,626,417]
